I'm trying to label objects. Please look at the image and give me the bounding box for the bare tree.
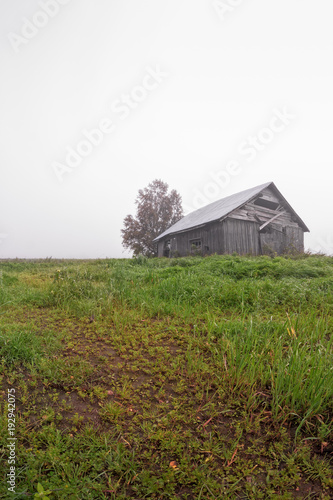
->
[121,179,183,257]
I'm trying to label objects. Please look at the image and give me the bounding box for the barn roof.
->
[154,182,309,241]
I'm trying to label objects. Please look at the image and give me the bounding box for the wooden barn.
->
[154,182,309,257]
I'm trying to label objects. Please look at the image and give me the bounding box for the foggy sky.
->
[1,0,332,258]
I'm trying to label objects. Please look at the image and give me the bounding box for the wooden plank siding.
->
[158,222,224,257]
[170,224,224,256]
[157,218,304,257]
[222,219,260,255]
[229,203,299,228]
[158,219,260,257]
[259,226,304,254]
[156,185,306,257]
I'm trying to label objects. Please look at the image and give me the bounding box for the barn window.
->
[253,198,279,211]
[190,239,202,253]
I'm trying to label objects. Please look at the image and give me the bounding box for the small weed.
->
[34,482,53,499]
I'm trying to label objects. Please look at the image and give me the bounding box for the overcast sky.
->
[0,0,332,258]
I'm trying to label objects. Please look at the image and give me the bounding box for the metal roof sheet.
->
[154,182,309,241]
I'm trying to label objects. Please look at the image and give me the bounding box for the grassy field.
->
[0,254,333,499]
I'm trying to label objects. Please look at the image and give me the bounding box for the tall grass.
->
[210,312,333,431]
[1,254,333,431]
[0,325,62,365]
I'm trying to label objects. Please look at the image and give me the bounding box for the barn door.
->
[163,240,170,257]
[258,212,286,255]
[259,227,284,255]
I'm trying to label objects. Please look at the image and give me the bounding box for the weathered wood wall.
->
[169,223,225,256]
[222,219,260,254]
[229,190,300,229]
[158,219,260,256]
[157,222,224,257]
[157,187,305,257]
[157,217,304,257]
[259,225,304,254]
